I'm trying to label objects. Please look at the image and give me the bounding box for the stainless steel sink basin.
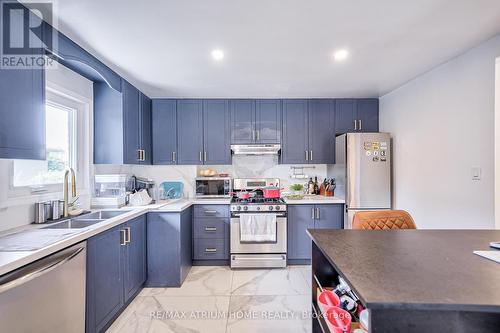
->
[43,219,105,229]
[74,210,130,220]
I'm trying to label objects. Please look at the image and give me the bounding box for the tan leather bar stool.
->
[352,210,417,230]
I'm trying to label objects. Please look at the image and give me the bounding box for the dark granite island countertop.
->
[307,229,500,333]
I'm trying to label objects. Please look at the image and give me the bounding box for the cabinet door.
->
[180,208,193,283]
[335,99,357,134]
[282,100,309,164]
[86,225,124,333]
[230,100,255,144]
[287,205,315,260]
[152,100,177,165]
[314,204,344,229]
[357,99,379,132]
[122,80,141,164]
[255,99,281,144]
[308,99,335,164]
[177,100,203,165]
[203,100,231,165]
[124,215,147,303]
[139,93,152,164]
[0,8,45,160]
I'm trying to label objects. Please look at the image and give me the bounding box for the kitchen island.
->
[307,229,500,333]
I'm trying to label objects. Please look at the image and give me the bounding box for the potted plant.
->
[288,184,304,199]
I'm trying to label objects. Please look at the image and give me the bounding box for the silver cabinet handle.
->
[137,149,142,161]
[199,151,203,162]
[126,227,131,244]
[205,227,217,232]
[316,208,320,220]
[354,120,357,131]
[205,248,217,253]
[310,150,313,161]
[204,151,207,162]
[142,150,146,161]
[311,208,315,220]
[256,130,260,141]
[0,246,85,294]
[172,151,176,162]
[358,119,362,131]
[305,151,309,161]
[121,229,127,246]
[204,210,217,215]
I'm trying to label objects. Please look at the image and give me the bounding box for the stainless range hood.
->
[231,144,281,155]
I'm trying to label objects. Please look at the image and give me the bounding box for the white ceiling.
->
[47,0,500,98]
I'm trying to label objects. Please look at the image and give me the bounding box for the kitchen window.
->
[13,101,77,188]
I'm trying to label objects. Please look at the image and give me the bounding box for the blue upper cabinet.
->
[357,98,379,132]
[0,6,45,160]
[335,98,379,134]
[255,99,281,144]
[177,100,203,165]
[203,100,231,165]
[152,100,177,165]
[94,80,152,165]
[281,100,309,164]
[230,100,255,144]
[308,99,335,164]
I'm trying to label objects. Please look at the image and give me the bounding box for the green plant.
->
[290,184,304,192]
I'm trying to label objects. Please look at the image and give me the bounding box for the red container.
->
[262,187,280,199]
[318,290,340,308]
[324,307,352,333]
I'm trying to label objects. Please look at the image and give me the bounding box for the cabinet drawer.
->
[194,205,229,218]
[193,218,227,239]
[193,239,227,260]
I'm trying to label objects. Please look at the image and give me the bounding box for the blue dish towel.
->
[159,182,184,199]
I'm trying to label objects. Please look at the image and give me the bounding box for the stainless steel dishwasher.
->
[0,242,87,332]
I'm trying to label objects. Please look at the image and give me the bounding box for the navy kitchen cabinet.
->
[177,100,203,165]
[86,215,146,333]
[230,100,255,144]
[255,100,281,144]
[335,99,379,134]
[147,208,193,287]
[192,205,230,264]
[287,205,315,261]
[281,100,309,164]
[86,225,124,333]
[287,204,344,263]
[123,216,147,302]
[357,99,379,132]
[308,99,335,164]
[0,6,45,160]
[152,99,177,165]
[94,80,151,165]
[203,100,231,164]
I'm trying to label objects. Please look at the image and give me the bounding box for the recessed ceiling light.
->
[333,49,349,62]
[211,49,225,61]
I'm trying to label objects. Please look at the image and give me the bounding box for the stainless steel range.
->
[230,178,287,268]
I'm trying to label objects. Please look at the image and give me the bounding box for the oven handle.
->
[231,213,286,218]
[232,255,286,260]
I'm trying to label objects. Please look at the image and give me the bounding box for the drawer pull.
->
[205,248,217,253]
[205,227,217,232]
[204,210,217,215]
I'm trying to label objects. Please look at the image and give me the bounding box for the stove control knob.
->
[237,206,241,211]
[243,206,248,211]
[268,206,274,211]
[257,207,260,211]
[275,206,281,211]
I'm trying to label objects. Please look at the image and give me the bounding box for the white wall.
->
[495,57,500,229]
[380,34,500,229]
[0,64,93,232]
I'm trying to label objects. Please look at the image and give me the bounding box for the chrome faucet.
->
[63,168,77,217]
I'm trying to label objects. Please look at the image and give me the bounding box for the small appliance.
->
[195,177,232,198]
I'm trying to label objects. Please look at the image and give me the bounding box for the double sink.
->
[43,210,130,229]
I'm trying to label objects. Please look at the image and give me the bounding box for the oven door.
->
[230,213,287,254]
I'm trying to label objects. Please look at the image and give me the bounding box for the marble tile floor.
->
[107,265,312,333]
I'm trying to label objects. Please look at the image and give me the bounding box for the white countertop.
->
[283,195,345,204]
[0,198,230,276]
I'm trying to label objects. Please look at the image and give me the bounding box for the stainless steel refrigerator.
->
[333,133,392,228]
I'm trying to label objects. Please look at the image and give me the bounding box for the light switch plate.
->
[471,166,481,180]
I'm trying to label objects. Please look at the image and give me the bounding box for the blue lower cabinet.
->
[86,215,146,333]
[193,239,228,260]
[287,204,344,262]
[192,205,230,264]
[146,208,193,287]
